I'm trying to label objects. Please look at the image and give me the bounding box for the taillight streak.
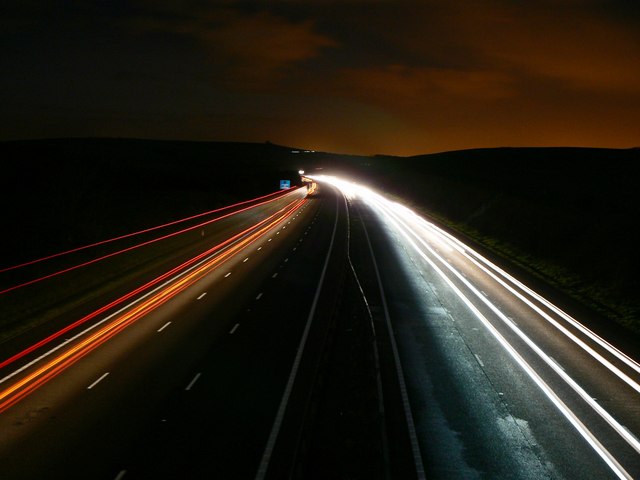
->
[0,187,300,274]
[0,196,306,373]
[1,187,304,295]
[0,196,306,413]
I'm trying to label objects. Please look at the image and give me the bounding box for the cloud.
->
[127,7,336,88]
[341,65,515,104]
[423,1,640,94]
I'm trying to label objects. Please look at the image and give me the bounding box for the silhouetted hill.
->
[2,139,638,333]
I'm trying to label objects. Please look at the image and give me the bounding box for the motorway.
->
[0,178,639,479]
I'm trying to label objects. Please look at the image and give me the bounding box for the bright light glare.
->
[312,175,360,200]
[298,169,305,175]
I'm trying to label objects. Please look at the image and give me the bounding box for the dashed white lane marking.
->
[88,372,110,390]
[272,273,278,278]
[197,292,207,300]
[230,323,240,334]
[284,258,289,263]
[268,238,272,242]
[276,232,280,235]
[157,321,172,332]
[243,257,249,262]
[225,272,231,277]
[474,354,485,367]
[114,470,127,480]
[258,246,262,251]
[256,293,263,300]
[185,373,201,391]
[293,247,297,251]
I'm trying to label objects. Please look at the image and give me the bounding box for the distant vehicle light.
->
[298,169,305,175]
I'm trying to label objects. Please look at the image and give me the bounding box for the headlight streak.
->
[313,175,637,479]
[314,175,640,382]
[0,197,306,413]
[418,219,640,376]
[413,218,640,392]
[374,199,640,457]
[374,201,632,480]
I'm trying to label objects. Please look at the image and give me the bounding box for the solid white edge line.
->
[87,372,110,390]
[255,191,340,480]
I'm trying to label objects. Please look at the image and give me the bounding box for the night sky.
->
[2,1,639,156]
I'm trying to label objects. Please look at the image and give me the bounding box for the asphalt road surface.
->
[0,179,638,479]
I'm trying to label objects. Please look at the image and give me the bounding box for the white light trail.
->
[313,174,639,383]
[375,198,640,456]
[424,221,640,392]
[313,175,638,479]
[413,216,640,377]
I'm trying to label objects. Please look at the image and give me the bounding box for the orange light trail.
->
[0,196,307,413]
[0,192,305,371]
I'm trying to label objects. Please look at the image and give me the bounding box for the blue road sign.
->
[280,180,291,189]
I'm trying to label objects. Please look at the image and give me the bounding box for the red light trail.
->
[0,195,307,413]
[0,193,306,372]
[0,186,296,274]
[0,187,302,295]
